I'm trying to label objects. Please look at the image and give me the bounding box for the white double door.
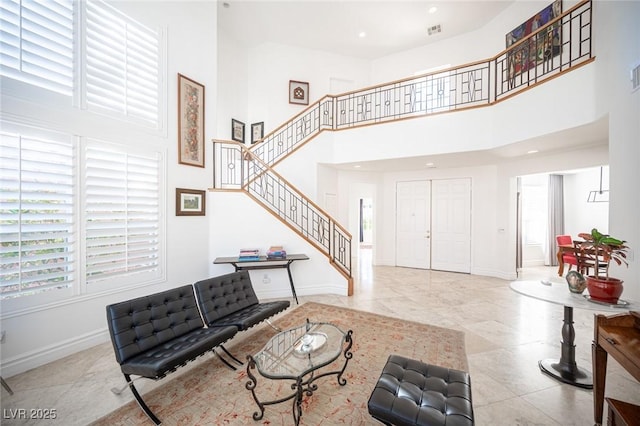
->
[396,179,471,273]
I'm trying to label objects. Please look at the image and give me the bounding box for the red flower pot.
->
[586,276,624,304]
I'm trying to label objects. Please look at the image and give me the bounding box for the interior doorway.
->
[517,166,610,276]
[359,198,373,248]
[349,183,375,271]
[396,181,431,269]
[395,178,471,272]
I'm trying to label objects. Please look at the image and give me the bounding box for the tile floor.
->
[1,253,639,425]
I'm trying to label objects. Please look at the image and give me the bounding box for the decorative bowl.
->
[566,270,587,294]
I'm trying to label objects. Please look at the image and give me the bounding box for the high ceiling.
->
[217,0,608,173]
[218,0,515,60]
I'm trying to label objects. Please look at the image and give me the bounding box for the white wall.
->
[208,192,346,298]
[591,1,640,302]
[245,42,371,136]
[564,166,610,237]
[370,0,583,84]
[217,32,250,142]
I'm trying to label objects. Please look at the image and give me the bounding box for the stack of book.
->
[238,248,260,261]
[266,245,286,259]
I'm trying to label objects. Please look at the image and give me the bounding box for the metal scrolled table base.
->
[246,330,353,425]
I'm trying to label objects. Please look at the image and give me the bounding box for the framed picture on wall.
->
[177,73,205,168]
[176,188,206,216]
[505,0,562,79]
[251,122,264,144]
[231,118,245,143]
[289,80,309,105]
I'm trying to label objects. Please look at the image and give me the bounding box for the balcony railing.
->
[212,0,593,283]
[240,0,592,168]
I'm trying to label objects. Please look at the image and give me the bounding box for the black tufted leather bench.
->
[106,284,238,425]
[368,354,474,426]
[194,270,290,332]
[193,271,290,367]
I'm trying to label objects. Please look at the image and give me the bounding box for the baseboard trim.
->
[2,329,110,377]
[471,267,517,281]
[255,283,347,301]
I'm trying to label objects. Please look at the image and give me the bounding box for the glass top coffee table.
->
[246,320,353,425]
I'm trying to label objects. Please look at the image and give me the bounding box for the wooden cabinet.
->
[592,311,640,425]
[606,397,640,426]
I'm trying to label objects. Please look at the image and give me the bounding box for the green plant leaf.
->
[600,236,625,245]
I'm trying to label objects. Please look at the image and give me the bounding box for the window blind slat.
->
[85,0,160,126]
[0,130,75,300]
[85,140,161,285]
[0,0,73,95]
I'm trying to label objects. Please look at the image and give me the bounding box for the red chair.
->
[556,234,578,274]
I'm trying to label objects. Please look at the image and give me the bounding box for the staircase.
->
[211,0,593,295]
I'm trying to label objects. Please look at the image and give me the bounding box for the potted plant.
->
[576,228,629,303]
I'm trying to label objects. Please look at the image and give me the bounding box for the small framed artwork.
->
[231,118,245,143]
[251,122,264,144]
[289,80,309,105]
[176,188,206,216]
[177,74,205,168]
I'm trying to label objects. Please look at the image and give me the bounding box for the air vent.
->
[427,24,441,36]
[632,63,640,93]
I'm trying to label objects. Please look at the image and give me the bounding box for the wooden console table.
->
[213,254,309,304]
[592,311,640,425]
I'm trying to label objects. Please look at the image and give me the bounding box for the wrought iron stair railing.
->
[212,142,352,281]
[211,0,593,287]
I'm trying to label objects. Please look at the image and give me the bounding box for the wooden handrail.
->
[211,140,352,279]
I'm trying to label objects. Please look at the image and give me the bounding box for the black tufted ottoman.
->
[367,354,474,426]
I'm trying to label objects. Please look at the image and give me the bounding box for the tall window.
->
[522,174,548,246]
[1,0,162,128]
[0,129,75,300]
[0,0,74,96]
[84,0,161,126]
[0,0,165,303]
[84,142,162,288]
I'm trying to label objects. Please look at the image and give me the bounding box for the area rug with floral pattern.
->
[92,302,467,425]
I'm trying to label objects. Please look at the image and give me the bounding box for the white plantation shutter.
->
[0,0,74,96]
[1,1,166,304]
[84,142,161,285]
[0,129,75,300]
[85,0,160,126]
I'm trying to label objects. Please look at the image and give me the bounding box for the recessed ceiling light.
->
[428,6,438,14]
[426,162,436,168]
[527,150,539,154]
[358,31,366,38]
[354,165,361,168]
